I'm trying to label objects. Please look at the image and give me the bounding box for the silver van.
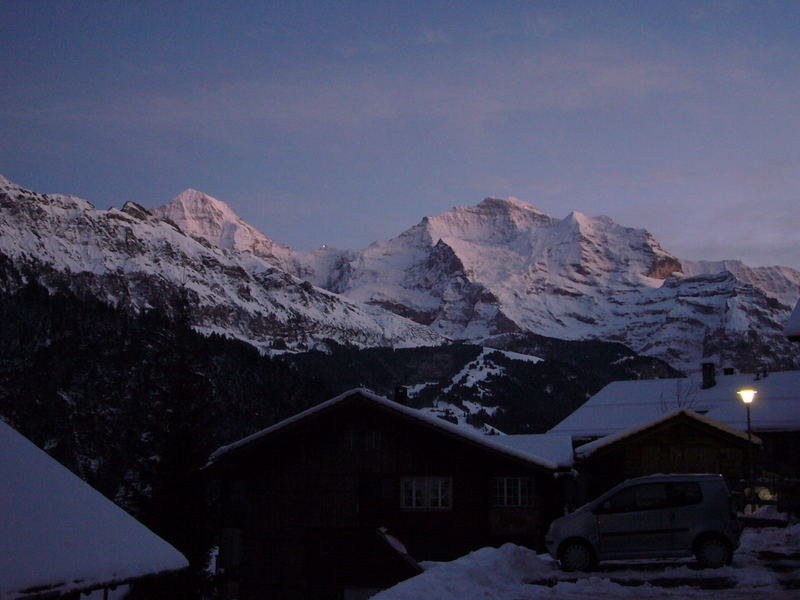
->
[546,474,741,571]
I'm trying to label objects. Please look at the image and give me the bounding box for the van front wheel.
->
[559,540,595,572]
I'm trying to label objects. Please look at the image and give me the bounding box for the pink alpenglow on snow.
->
[0,420,188,599]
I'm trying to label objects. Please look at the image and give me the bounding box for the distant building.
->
[205,388,562,600]
[572,409,759,502]
[0,420,188,599]
[549,367,800,482]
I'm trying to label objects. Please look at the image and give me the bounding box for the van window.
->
[602,483,668,513]
[668,481,703,507]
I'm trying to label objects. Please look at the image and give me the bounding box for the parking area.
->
[528,525,800,596]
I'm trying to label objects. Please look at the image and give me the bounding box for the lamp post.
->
[737,388,757,499]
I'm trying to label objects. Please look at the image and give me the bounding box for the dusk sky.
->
[2,1,799,268]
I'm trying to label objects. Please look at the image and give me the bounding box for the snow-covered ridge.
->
[5,176,799,371]
[145,188,800,371]
[284,197,797,371]
[0,176,444,351]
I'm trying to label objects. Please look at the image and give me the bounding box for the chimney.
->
[394,386,408,405]
[701,363,716,389]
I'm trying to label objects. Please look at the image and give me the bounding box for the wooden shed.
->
[572,409,761,503]
[205,388,561,600]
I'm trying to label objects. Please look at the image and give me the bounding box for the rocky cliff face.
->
[0,176,444,351]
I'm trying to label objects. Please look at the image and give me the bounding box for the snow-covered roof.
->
[208,388,557,471]
[549,370,800,439]
[489,433,575,469]
[574,408,761,459]
[0,420,188,599]
[786,300,800,339]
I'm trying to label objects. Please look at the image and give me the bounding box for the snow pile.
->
[0,420,188,598]
[375,527,800,600]
[371,543,551,600]
[740,523,800,554]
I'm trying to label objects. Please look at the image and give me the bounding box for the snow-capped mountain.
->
[0,175,443,350]
[150,189,296,273]
[5,175,798,372]
[149,188,800,371]
[269,197,796,371]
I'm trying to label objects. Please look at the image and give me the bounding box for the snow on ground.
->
[373,525,800,600]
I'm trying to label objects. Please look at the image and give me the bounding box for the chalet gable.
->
[208,388,557,472]
[575,408,761,460]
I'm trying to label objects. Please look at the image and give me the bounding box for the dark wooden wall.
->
[576,416,752,503]
[214,396,561,600]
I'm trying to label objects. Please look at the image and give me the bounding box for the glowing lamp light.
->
[737,389,757,404]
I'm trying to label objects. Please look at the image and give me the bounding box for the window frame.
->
[400,476,452,510]
[492,476,535,508]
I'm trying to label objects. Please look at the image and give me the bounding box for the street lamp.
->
[737,388,757,499]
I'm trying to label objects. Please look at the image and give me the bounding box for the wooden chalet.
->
[205,388,561,600]
[571,409,761,503]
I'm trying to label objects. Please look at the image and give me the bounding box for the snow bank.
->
[371,544,552,600]
[374,527,800,599]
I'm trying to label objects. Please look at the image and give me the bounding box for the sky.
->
[2,1,799,268]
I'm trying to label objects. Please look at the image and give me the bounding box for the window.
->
[401,477,452,509]
[602,483,668,513]
[493,477,534,507]
[668,482,703,507]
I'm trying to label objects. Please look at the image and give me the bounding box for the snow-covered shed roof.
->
[549,370,800,439]
[0,420,188,600]
[208,388,557,471]
[489,433,575,469]
[786,300,800,340]
[574,408,761,459]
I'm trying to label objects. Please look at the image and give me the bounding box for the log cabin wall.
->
[213,393,561,600]
[577,414,753,503]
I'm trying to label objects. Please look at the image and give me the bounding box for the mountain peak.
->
[0,174,18,190]
[168,188,236,218]
[151,188,295,268]
[151,189,246,249]
[477,196,547,215]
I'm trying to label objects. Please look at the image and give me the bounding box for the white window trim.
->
[400,476,452,510]
[492,476,535,507]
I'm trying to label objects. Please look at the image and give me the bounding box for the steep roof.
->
[574,408,761,459]
[0,420,188,599]
[208,388,557,471]
[549,370,800,438]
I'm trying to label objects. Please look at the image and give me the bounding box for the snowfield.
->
[373,525,800,600]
